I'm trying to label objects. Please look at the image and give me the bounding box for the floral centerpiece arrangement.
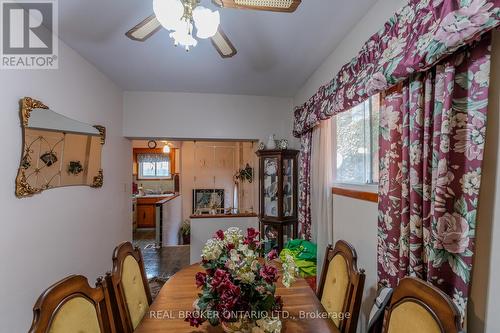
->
[185,227,297,333]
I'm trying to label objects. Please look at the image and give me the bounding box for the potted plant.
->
[185,227,297,333]
[180,219,191,245]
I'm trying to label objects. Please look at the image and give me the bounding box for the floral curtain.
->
[377,34,491,320]
[293,0,500,138]
[137,153,170,163]
[298,131,313,240]
[294,1,499,241]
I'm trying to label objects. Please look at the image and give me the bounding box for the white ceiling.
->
[58,0,377,97]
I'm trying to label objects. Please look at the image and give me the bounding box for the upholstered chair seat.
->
[121,255,150,328]
[106,242,152,333]
[382,277,462,333]
[28,275,116,333]
[48,297,101,333]
[317,241,365,333]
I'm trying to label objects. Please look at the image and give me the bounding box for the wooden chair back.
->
[28,275,115,333]
[106,242,152,333]
[381,277,462,333]
[317,240,366,333]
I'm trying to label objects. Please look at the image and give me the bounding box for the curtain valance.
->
[137,153,169,163]
[293,0,500,137]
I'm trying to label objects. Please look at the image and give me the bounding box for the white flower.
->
[226,259,236,270]
[239,271,256,283]
[381,105,400,131]
[460,169,481,196]
[256,318,282,333]
[224,227,244,245]
[281,254,298,288]
[474,62,490,87]
[415,21,438,55]
[452,289,467,320]
[410,142,422,165]
[384,214,393,231]
[230,249,240,262]
[238,244,255,259]
[381,37,406,63]
[440,135,450,153]
[201,239,223,260]
[397,5,415,27]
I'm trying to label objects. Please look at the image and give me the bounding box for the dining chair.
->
[317,240,366,333]
[28,275,116,333]
[381,277,462,333]
[106,242,152,333]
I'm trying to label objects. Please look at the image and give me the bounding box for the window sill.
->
[331,184,378,203]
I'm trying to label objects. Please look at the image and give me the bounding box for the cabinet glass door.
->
[263,157,278,217]
[263,224,278,253]
[283,158,294,217]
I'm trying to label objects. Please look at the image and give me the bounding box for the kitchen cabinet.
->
[137,203,156,228]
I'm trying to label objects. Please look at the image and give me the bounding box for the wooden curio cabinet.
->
[256,149,299,254]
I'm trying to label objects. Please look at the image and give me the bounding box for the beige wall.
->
[332,195,378,332]
[0,39,131,331]
[470,30,500,333]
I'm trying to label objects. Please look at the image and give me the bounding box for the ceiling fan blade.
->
[211,28,237,58]
[125,14,162,41]
[212,0,301,12]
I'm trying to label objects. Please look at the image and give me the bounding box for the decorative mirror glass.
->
[16,97,105,198]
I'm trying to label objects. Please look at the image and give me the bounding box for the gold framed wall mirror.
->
[15,97,105,198]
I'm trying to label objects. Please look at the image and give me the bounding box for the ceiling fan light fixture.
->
[193,6,220,39]
[169,20,198,50]
[153,0,184,31]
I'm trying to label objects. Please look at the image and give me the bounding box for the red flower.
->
[247,228,259,241]
[195,272,207,288]
[226,243,235,251]
[267,249,278,261]
[259,265,278,283]
[215,229,225,240]
[244,228,260,246]
[211,269,230,291]
[219,280,241,310]
[185,311,205,327]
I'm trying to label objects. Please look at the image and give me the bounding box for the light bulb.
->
[169,20,197,48]
[153,0,184,31]
[193,6,220,39]
[163,144,171,153]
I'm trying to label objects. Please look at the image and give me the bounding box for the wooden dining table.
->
[134,263,340,333]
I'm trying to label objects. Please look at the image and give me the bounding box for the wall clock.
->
[148,140,157,149]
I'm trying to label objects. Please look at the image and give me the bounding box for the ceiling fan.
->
[125,0,302,58]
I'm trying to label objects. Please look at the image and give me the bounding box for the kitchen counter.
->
[136,194,180,229]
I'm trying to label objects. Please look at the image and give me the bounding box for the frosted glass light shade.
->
[193,6,220,39]
[153,0,184,31]
[169,21,198,47]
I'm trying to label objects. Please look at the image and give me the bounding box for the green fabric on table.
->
[280,240,317,277]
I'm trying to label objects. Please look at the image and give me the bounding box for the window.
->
[138,153,171,179]
[335,94,379,184]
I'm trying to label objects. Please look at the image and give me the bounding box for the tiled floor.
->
[133,229,190,279]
